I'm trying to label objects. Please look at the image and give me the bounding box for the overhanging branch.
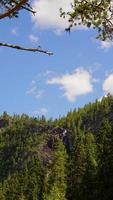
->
[0,0,28,20]
[0,1,53,55]
[0,42,53,55]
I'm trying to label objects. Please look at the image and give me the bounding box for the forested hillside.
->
[0,95,113,200]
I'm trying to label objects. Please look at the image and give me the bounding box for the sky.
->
[0,0,113,119]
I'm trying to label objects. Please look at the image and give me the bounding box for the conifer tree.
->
[70,127,86,200]
[82,133,98,200]
[0,183,5,200]
[43,139,67,200]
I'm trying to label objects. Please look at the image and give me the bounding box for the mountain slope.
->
[0,95,113,200]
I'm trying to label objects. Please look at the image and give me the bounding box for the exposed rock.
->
[0,119,9,128]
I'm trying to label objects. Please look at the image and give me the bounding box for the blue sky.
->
[0,0,113,119]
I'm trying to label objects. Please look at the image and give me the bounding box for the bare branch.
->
[0,1,53,55]
[0,42,53,55]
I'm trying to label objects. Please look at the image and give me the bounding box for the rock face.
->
[0,119,9,128]
[42,127,72,166]
[24,124,72,152]
[47,127,72,152]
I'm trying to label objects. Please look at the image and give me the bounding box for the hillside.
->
[0,95,113,200]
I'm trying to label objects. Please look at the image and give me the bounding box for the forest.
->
[0,94,113,200]
[1,1,113,200]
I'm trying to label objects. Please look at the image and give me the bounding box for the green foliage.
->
[43,139,67,200]
[61,0,113,41]
[0,95,113,199]
[0,0,30,18]
[0,183,5,200]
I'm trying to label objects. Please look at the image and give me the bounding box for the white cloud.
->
[32,0,72,32]
[26,80,43,99]
[92,37,113,51]
[44,70,57,77]
[32,107,48,116]
[31,0,87,33]
[103,74,113,95]
[100,39,113,50]
[11,28,18,35]
[29,34,39,43]
[47,68,94,102]
[35,90,44,99]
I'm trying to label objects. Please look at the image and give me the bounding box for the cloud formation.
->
[47,68,94,102]
[11,28,18,35]
[103,74,113,95]
[29,34,39,44]
[26,80,43,99]
[32,107,48,116]
[32,0,73,32]
[100,39,113,50]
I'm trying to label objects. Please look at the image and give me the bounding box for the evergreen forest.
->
[0,95,113,200]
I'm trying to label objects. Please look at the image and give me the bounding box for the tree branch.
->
[12,0,36,15]
[0,42,53,55]
[21,5,36,15]
[0,0,28,20]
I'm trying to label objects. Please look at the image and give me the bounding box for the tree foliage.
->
[0,95,113,199]
[61,0,113,41]
[1,1,113,54]
[0,0,33,20]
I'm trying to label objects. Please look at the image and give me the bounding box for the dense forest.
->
[0,94,113,200]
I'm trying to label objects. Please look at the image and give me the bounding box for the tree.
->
[18,193,26,200]
[0,183,5,200]
[0,0,53,55]
[0,0,33,20]
[1,1,113,55]
[97,119,113,199]
[61,0,113,41]
[82,133,98,200]
[68,125,87,200]
[43,139,67,200]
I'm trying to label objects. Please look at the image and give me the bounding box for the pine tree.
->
[82,132,98,200]
[0,183,5,200]
[69,127,86,200]
[97,119,113,199]
[43,139,67,200]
